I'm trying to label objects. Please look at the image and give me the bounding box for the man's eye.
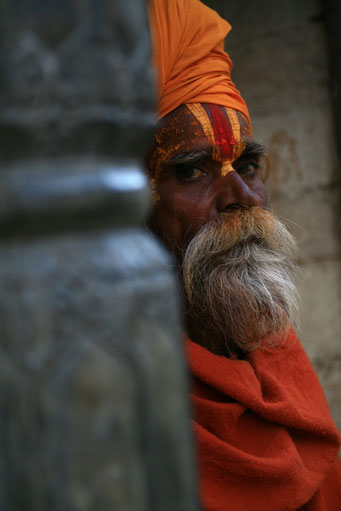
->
[236,162,259,177]
[175,167,206,181]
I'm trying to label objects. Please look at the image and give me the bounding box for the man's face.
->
[147,103,267,262]
[146,103,298,355]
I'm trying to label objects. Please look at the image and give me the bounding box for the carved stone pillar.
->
[0,1,199,510]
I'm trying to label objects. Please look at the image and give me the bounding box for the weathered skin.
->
[147,103,268,263]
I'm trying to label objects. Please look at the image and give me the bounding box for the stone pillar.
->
[0,1,199,510]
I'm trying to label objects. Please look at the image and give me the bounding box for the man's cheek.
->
[151,201,179,239]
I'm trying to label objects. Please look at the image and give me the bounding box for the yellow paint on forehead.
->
[186,103,217,156]
[221,107,243,176]
[225,108,241,152]
[152,139,184,184]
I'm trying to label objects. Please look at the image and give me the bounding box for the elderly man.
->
[147,1,341,510]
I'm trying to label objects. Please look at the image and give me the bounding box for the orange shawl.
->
[148,0,250,124]
[186,329,341,510]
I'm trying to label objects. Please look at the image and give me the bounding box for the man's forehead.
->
[156,104,250,149]
[187,104,244,161]
[148,103,253,182]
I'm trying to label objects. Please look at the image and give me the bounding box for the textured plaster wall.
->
[206,0,341,430]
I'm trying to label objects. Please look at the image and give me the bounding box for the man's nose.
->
[215,170,262,211]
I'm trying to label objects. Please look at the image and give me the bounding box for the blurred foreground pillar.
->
[0,1,199,510]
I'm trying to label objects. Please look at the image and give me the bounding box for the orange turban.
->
[148,0,251,125]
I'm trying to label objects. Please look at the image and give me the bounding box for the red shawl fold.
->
[186,329,341,511]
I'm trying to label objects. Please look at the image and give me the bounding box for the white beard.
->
[182,207,299,353]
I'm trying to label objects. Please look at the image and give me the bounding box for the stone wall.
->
[206,0,341,430]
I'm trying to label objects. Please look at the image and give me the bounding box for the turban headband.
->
[148,0,251,126]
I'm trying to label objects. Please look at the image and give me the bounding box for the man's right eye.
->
[175,167,207,181]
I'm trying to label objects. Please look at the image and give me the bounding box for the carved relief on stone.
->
[0,0,155,159]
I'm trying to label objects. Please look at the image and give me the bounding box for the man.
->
[147,1,341,510]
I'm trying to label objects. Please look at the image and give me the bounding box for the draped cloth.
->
[186,329,341,511]
[148,0,251,125]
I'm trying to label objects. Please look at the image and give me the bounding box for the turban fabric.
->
[148,0,251,125]
[187,329,341,511]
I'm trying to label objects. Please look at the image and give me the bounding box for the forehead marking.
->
[205,104,235,161]
[187,104,240,176]
[221,162,234,175]
[223,108,242,176]
[186,103,216,151]
[226,108,241,152]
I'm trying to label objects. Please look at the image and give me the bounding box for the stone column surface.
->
[0,1,199,510]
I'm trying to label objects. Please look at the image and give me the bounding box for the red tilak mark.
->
[206,104,235,159]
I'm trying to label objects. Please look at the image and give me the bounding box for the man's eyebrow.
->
[167,141,265,168]
[168,147,213,167]
[240,140,266,158]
